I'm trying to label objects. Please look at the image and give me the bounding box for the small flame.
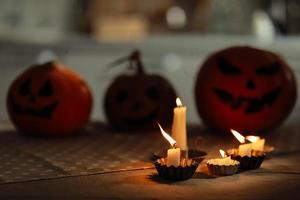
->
[157,123,176,147]
[230,129,245,143]
[219,149,227,158]
[246,135,260,143]
[176,98,182,107]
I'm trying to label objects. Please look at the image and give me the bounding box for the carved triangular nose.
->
[246,80,256,90]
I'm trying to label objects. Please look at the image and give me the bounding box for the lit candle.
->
[158,123,181,167]
[246,136,265,152]
[172,98,187,151]
[167,148,181,167]
[230,129,252,157]
[207,149,236,165]
[238,143,252,157]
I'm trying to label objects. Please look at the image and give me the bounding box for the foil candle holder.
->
[226,148,266,170]
[154,158,199,181]
[206,149,240,176]
[154,123,200,181]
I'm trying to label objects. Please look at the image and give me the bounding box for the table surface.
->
[0,120,299,200]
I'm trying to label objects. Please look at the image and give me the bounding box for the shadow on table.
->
[147,174,179,184]
[148,171,214,184]
[193,172,215,179]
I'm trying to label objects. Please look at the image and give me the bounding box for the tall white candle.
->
[172,98,187,150]
[167,147,181,167]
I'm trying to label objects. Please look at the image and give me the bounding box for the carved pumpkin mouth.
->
[123,109,158,127]
[213,87,282,113]
[10,96,59,118]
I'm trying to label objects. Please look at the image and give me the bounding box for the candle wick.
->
[172,143,177,149]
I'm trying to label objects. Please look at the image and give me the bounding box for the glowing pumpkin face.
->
[7,62,93,136]
[195,46,297,134]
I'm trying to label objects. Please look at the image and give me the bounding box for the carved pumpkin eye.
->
[147,87,160,101]
[116,90,128,103]
[19,78,32,96]
[256,62,281,75]
[218,57,242,75]
[38,80,54,97]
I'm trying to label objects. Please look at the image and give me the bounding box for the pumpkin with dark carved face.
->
[195,46,297,134]
[104,50,177,131]
[7,61,93,136]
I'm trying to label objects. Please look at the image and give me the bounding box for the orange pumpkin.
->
[195,46,297,134]
[7,61,93,136]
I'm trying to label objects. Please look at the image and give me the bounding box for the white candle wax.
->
[207,157,235,166]
[251,138,265,151]
[172,104,187,150]
[239,143,252,157]
[167,147,181,167]
[217,156,232,165]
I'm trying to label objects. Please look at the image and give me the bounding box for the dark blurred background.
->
[2,0,300,40]
[0,0,299,124]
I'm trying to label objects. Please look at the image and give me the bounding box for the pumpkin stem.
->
[129,50,145,75]
[107,50,146,75]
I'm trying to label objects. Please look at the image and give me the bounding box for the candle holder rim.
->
[155,157,200,166]
[206,159,240,166]
[226,148,267,158]
[153,158,200,181]
[152,148,207,161]
[206,162,240,176]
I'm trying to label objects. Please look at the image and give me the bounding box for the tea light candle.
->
[207,149,236,165]
[246,136,265,151]
[158,123,181,167]
[231,129,252,157]
[172,98,187,150]
[167,147,181,167]
[231,129,267,156]
[238,143,252,157]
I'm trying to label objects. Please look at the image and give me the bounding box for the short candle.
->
[231,129,252,157]
[231,129,266,156]
[158,123,181,167]
[167,147,181,167]
[207,149,238,166]
[246,136,265,152]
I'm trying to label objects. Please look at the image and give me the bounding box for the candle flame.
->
[176,98,182,107]
[219,149,227,158]
[230,129,245,143]
[246,135,260,143]
[157,123,176,147]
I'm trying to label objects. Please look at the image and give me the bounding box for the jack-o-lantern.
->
[195,46,297,134]
[104,50,177,131]
[7,61,93,136]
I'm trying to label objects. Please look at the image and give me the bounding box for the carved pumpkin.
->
[7,61,93,136]
[104,50,177,131]
[195,46,297,134]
